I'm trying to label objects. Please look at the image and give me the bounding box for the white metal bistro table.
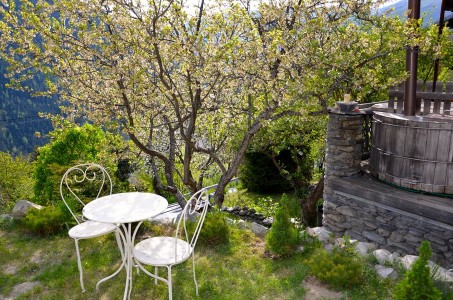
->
[83,192,168,300]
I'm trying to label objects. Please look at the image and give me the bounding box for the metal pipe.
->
[404,0,420,116]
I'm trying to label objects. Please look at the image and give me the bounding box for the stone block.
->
[336,205,356,217]
[387,240,416,255]
[333,221,352,230]
[377,228,391,238]
[328,213,346,223]
[389,231,405,243]
[404,233,423,243]
[407,228,425,237]
[376,215,393,223]
[325,224,345,235]
[362,230,386,245]
[430,242,449,253]
[424,234,447,246]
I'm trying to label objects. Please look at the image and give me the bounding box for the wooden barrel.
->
[370,112,453,194]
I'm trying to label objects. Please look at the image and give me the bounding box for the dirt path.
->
[303,277,343,300]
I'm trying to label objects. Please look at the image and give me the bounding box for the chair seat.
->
[133,237,193,266]
[68,221,117,239]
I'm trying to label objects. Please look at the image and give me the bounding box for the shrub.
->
[22,206,65,235]
[0,152,34,214]
[265,194,301,257]
[196,210,230,246]
[305,246,365,289]
[33,123,114,206]
[393,241,442,300]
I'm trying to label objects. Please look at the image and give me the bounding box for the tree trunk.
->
[301,175,324,227]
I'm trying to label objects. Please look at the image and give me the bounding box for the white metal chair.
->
[132,188,210,300]
[60,163,123,292]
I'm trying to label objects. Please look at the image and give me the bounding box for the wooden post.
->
[404,0,420,116]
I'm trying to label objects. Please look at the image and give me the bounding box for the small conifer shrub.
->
[393,240,442,300]
[265,194,301,257]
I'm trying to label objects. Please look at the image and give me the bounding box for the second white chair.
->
[133,188,210,300]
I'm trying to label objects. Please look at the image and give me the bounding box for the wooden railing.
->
[388,81,453,115]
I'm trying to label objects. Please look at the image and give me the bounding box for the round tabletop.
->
[83,192,168,223]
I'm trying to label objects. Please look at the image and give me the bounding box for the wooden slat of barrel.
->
[436,123,452,162]
[447,165,453,194]
[413,122,428,160]
[402,122,415,179]
[426,122,441,161]
[409,159,423,191]
[394,118,407,156]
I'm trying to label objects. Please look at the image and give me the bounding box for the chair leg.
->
[115,230,124,260]
[74,238,85,292]
[154,267,158,285]
[167,266,173,300]
[192,252,198,295]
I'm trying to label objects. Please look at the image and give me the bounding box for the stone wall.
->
[323,109,453,269]
[325,112,363,180]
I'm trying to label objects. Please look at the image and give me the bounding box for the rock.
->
[251,222,269,238]
[375,265,398,279]
[238,210,247,216]
[400,255,419,270]
[433,267,453,282]
[237,219,248,229]
[390,252,401,264]
[0,214,13,222]
[12,200,43,218]
[355,242,377,255]
[372,249,393,265]
[306,227,335,244]
[263,217,274,227]
[254,214,265,221]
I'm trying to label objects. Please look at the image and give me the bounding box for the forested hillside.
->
[0,61,59,156]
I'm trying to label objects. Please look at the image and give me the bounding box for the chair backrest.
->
[60,163,113,224]
[175,188,210,257]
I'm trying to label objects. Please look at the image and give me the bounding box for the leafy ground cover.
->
[0,218,395,300]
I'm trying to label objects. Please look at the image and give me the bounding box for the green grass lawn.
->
[0,218,394,300]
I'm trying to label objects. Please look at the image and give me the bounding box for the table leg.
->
[123,223,133,300]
